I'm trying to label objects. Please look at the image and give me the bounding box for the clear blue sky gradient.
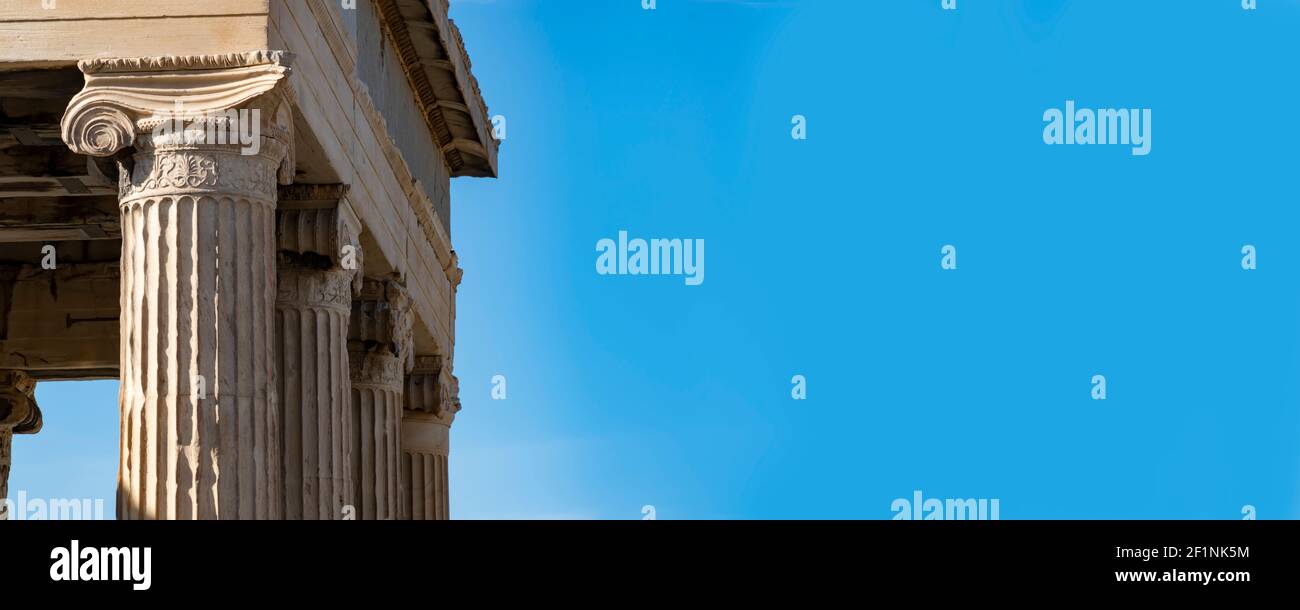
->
[12,0,1300,519]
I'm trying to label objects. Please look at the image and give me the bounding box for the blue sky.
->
[12,0,1300,519]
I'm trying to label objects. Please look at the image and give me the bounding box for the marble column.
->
[60,51,296,519]
[0,428,8,518]
[347,278,412,520]
[275,185,361,519]
[401,356,459,520]
[0,371,41,519]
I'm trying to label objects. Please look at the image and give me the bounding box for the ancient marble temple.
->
[0,0,497,519]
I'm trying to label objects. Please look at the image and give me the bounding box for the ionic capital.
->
[349,277,414,371]
[0,370,41,435]
[277,185,362,269]
[60,51,297,188]
[404,356,460,425]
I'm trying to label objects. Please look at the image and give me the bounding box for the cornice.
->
[373,0,497,178]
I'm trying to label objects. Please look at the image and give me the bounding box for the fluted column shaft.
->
[274,190,360,520]
[401,356,458,520]
[348,350,404,520]
[117,135,287,519]
[0,428,9,513]
[401,414,450,520]
[347,278,412,520]
[276,268,354,519]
